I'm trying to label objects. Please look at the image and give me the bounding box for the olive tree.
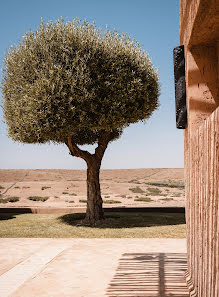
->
[2,19,159,224]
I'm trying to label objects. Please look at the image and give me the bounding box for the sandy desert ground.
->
[0,168,185,208]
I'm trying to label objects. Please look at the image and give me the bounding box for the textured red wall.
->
[180,1,219,296]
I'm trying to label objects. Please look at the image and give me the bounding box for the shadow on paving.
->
[60,212,186,228]
[106,253,189,297]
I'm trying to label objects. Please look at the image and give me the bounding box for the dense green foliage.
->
[2,19,159,145]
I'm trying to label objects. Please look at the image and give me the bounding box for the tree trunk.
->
[66,131,112,225]
[84,157,104,224]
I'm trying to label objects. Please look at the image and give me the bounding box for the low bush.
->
[128,179,141,184]
[0,198,8,204]
[134,197,152,202]
[147,187,162,194]
[172,193,182,197]
[103,200,122,204]
[79,199,87,203]
[28,196,49,202]
[129,186,145,194]
[160,198,174,201]
[0,197,20,203]
[41,186,51,190]
[8,197,20,202]
[145,181,184,189]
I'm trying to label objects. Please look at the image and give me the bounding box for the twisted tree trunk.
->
[66,130,111,225]
[85,157,104,224]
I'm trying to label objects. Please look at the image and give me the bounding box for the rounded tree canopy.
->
[2,19,159,145]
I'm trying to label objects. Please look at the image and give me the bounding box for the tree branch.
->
[66,135,92,161]
[94,130,112,160]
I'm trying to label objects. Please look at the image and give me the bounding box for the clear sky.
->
[0,0,183,170]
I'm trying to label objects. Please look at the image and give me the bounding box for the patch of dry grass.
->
[0,197,20,203]
[28,196,49,202]
[129,186,145,194]
[0,212,186,238]
[41,186,51,190]
[128,179,141,184]
[147,187,162,194]
[160,198,174,201]
[134,197,153,202]
[103,200,121,204]
[145,181,184,189]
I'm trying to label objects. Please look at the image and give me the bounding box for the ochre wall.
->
[184,107,218,297]
[179,0,219,296]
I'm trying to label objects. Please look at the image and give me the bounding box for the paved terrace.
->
[0,239,189,297]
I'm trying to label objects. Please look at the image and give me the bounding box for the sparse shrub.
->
[129,186,145,194]
[14,186,20,189]
[134,197,152,202]
[0,197,20,203]
[79,199,87,203]
[28,196,49,202]
[62,192,69,195]
[172,193,182,197]
[68,200,75,203]
[22,186,30,189]
[145,181,184,189]
[128,180,141,184]
[54,196,59,199]
[8,197,20,202]
[70,193,77,196]
[0,198,8,204]
[41,186,51,190]
[146,192,166,197]
[0,185,5,189]
[121,195,126,198]
[103,200,122,204]
[105,195,110,198]
[160,198,174,201]
[147,187,161,194]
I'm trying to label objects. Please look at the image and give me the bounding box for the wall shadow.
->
[105,253,189,297]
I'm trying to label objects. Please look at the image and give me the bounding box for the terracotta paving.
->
[0,239,189,297]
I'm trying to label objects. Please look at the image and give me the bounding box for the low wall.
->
[0,206,185,214]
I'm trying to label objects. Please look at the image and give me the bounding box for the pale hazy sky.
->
[0,0,183,170]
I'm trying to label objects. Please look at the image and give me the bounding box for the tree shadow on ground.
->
[59,212,186,229]
[0,213,20,221]
[105,253,189,296]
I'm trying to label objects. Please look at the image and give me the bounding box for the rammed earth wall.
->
[179,0,219,296]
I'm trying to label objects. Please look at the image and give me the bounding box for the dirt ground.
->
[0,168,184,208]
